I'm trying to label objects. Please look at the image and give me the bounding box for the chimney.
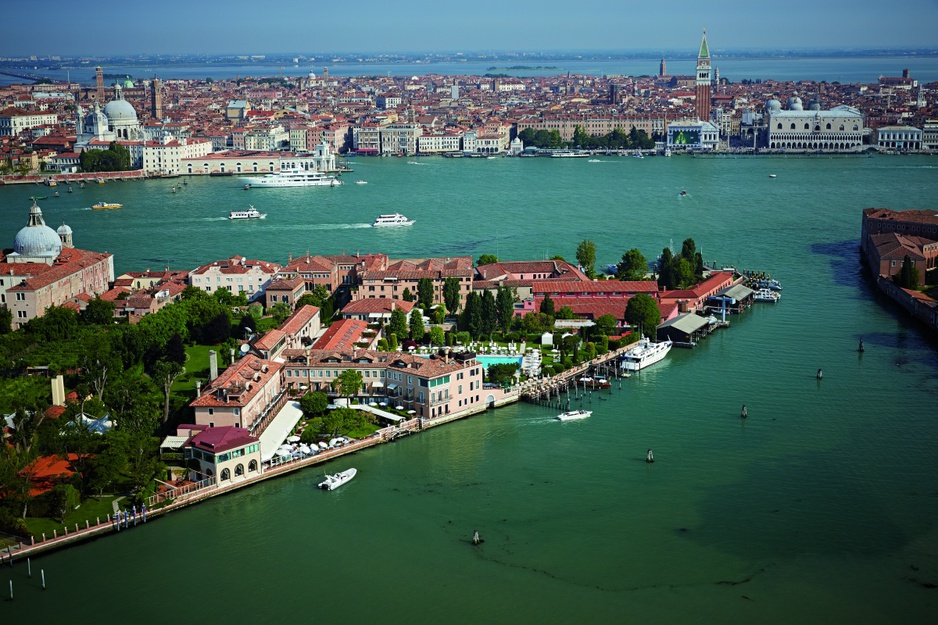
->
[209,350,218,380]
[196,380,202,395]
[51,374,66,407]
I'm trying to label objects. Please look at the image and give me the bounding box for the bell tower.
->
[695,29,712,122]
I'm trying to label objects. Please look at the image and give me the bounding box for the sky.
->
[2,0,937,57]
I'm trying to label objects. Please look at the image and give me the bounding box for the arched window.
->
[221,468,230,481]
[249,460,258,472]
[804,123,810,130]
[826,123,832,130]
[814,125,821,132]
[853,125,859,131]
[790,123,796,130]
[840,125,845,131]
[235,463,244,477]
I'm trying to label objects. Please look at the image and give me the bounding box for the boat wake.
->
[305,223,372,230]
[407,161,427,165]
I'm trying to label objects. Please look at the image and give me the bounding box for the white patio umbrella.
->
[407,409,417,415]
[395,405,404,410]
[287,435,301,443]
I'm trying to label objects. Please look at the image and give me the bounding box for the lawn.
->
[173,344,216,393]
[24,495,116,539]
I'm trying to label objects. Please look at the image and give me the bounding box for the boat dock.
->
[520,340,639,409]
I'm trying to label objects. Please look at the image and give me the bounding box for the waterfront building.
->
[2,199,113,330]
[666,120,720,151]
[142,136,213,175]
[861,208,938,254]
[695,29,712,123]
[417,130,463,154]
[279,141,338,173]
[515,115,665,143]
[189,255,281,300]
[764,98,865,152]
[190,355,284,431]
[183,150,280,175]
[532,279,659,300]
[866,233,937,286]
[923,120,938,152]
[183,426,262,483]
[0,107,58,137]
[875,125,923,152]
[658,271,739,314]
[280,349,487,419]
[354,256,474,308]
[75,84,146,149]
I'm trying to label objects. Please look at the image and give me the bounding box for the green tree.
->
[576,239,597,279]
[443,277,461,315]
[540,293,556,316]
[333,369,363,401]
[521,312,553,334]
[267,302,291,325]
[150,358,184,424]
[595,314,618,336]
[555,306,575,320]
[0,305,11,334]
[417,277,435,310]
[429,326,445,346]
[624,293,661,337]
[389,308,408,341]
[237,313,256,339]
[81,297,115,325]
[460,291,483,338]
[296,284,330,308]
[89,436,127,496]
[672,257,695,289]
[401,287,414,302]
[680,238,697,263]
[495,285,515,332]
[50,483,80,523]
[897,255,920,288]
[657,247,675,289]
[480,290,497,336]
[476,254,499,266]
[81,333,120,401]
[616,249,648,281]
[409,308,425,341]
[321,407,356,438]
[300,391,329,417]
[25,305,80,342]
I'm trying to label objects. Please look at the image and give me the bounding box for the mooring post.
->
[41,569,45,590]
[27,558,30,578]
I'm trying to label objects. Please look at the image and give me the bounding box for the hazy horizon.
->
[3,0,936,57]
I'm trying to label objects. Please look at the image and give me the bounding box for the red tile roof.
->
[312,319,370,351]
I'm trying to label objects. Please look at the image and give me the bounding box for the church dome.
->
[787,95,803,110]
[104,98,138,123]
[14,202,62,259]
[123,79,134,88]
[766,99,781,111]
[56,223,73,236]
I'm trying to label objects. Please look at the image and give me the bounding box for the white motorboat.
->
[556,410,592,421]
[372,213,415,227]
[318,468,357,490]
[229,205,266,220]
[240,168,343,188]
[757,279,783,291]
[619,338,672,372]
[753,288,781,303]
[354,180,368,185]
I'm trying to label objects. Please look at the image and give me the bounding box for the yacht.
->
[240,168,343,188]
[372,213,415,227]
[556,410,592,421]
[318,468,357,490]
[92,201,122,210]
[753,288,781,303]
[619,338,672,372]
[229,205,267,220]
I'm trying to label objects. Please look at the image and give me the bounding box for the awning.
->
[160,435,189,450]
[371,381,385,388]
[387,383,399,390]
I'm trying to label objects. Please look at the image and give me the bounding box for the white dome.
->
[766,99,782,111]
[787,96,803,111]
[14,202,62,259]
[56,223,73,236]
[104,98,137,124]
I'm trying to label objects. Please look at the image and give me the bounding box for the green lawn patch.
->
[174,344,216,393]
[24,495,116,538]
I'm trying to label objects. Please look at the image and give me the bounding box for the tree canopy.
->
[616,249,648,281]
[576,240,597,279]
[624,293,661,337]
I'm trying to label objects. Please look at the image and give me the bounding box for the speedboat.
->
[619,339,672,372]
[556,410,592,421]
[679,190,687,196]
[768,174,777,178]
[753,288,781,303]
[229,205,267,220]
[355,180,368,185]
[318,468,357,490]
[372,213,415,227]
[758,279,783,291]
[92,201,122,210]
[240,168,343,188]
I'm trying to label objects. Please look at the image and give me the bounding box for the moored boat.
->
[753,288,781,303]
[92,201,122,210]
[372,213,415,227]
[318,468,357,490]
[241,168,342,188]
[556,410,592,421]
[619,338,672,372]
[229,205,266,220]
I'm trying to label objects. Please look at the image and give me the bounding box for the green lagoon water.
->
[2,155,938,623]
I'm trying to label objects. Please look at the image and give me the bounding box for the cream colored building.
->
[765,98,865,152]
[189,255,281,299]
[183,426,262,483]
[142,137,213,175]
[0,107,58,136]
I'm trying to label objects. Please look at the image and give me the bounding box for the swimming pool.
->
[475,355,523,368]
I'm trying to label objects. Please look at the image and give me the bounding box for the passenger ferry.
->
[372,213,415,227]
[619,338,672,372]
[240,168,343,188]
[92,201,122,210]
[229,205,267,220]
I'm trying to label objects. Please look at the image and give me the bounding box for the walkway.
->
[258,400,304,462]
